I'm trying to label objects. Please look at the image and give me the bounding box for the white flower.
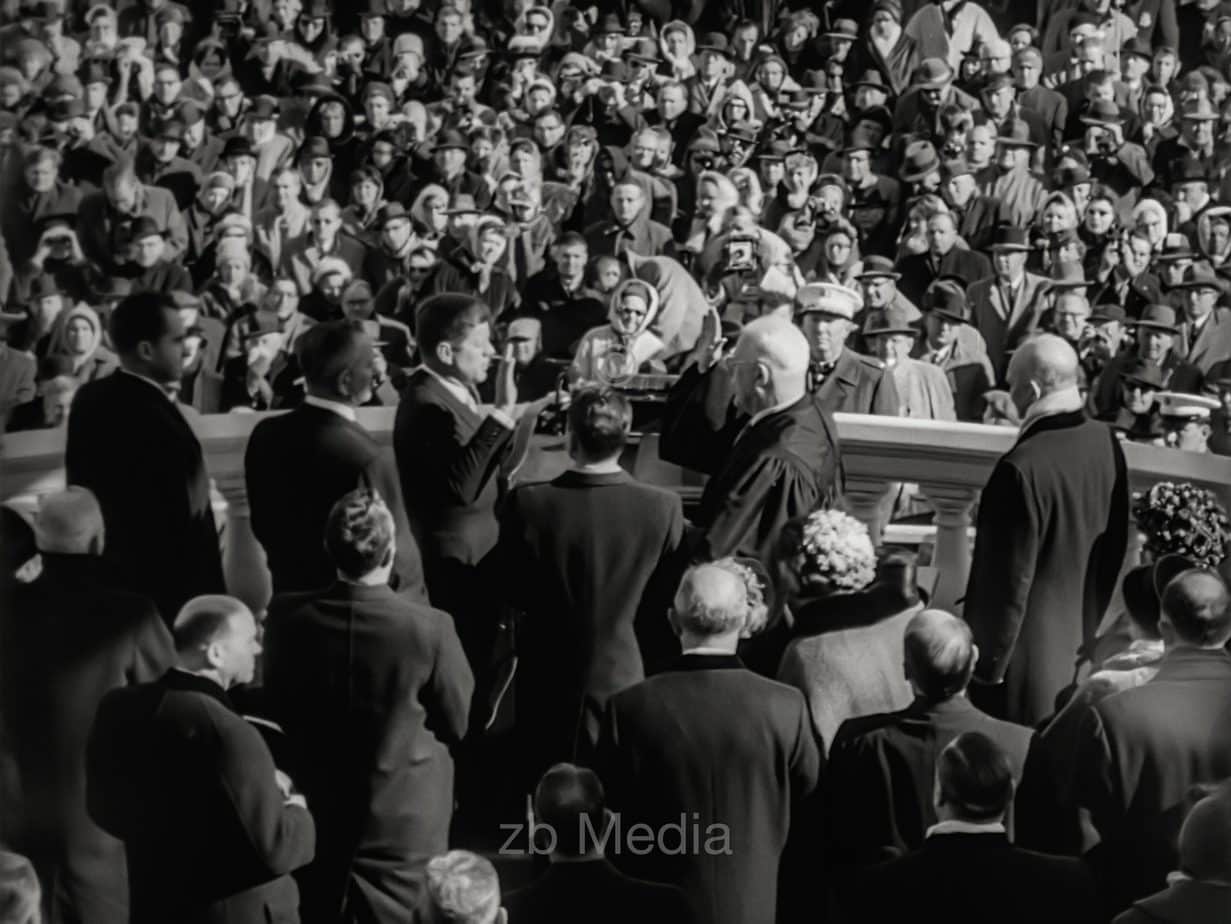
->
[798,509,876,592]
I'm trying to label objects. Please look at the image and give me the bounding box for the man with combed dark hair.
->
[3,488,174,924]
[423,851,504,924]
[393,292,552,667]
[1071,568,1231,915]
[848,732,1097,921]
[594,563,821,924]
[495,387,685,792]
[246,319,427,600]
[826,610,1035,865]
[263,489,472,924]
[504,764,695,924]
[86,595,315,924]
[65,291,225,624]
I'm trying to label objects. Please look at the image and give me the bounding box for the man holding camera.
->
[1082,100,1154,220]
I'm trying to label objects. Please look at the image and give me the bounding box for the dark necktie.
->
[807,360,837,392]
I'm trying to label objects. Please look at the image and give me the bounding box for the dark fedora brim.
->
[991,243,1032,252]
[857,269,901,280]
[696,44,733,56]
[1133,321,1178,333]
[864,325,918,336]
[900,161,940,182]
[930,309,968,324]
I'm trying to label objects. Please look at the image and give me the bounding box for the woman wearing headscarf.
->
[658,21,696,81]
[408,184,451,251]
[1133,197,1170,256]
[571,278,666,383]
[44,304,117,385]
[1196,205,1231,275]
[1135,85,1177,158]
[304,94,360,202]
[680,169,740,263]
[426,214,519,317]
[198,237,266,322]
[747,54,799,126]
[816,221,864,287]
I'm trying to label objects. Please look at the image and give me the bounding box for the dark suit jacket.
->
[86,670,316,924]
[504,858,697,924]
[1018,84,1069,152]
[263,582,473,924]
[895,247,993,307]
[813,348,901,416]
[65,371,225,623]
[848,832,1099,923]
[968,273,1052,384]
[1114,878,1231,924]
[393,368,512,570]
[495,469,685,777]
[1176,307,1231,376]
[2,554,174,924]
[658,366,843,564]
[965,410,1129,726]
[827,697,1035,866]
[245,403,427,600]
[595,654,822,924]
[1074,648,1231,915]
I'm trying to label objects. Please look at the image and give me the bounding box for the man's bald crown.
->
[736,315,810,379]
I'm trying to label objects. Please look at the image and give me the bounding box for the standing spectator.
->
[65,292,225,624]
[77,160,188,275]
[895,209,992,306]
[826,610,1034,865]
[2,488,174,924]
[504,764,696,924]
[495,387,685,786]
[795,283,900,416]
[914,280,996,422]
[86,595,315,924]
[1073,568,1231,915]
[845,732,1099,921]
[264,490,472,924]
[965,335,1129,725]
[968,226,1050,383]
[595,563,822,924]
[658,312,843,563]
[245,320,427,600]
[1174,263,1231,376]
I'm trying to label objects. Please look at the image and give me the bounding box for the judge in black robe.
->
[658,324,844,565]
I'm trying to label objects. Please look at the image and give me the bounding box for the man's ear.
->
[435,341,453,367]
[495,909,508,924]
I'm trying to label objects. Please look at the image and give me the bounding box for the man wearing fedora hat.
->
[686,33,737,120]
[898,139,942,197]
[1174,262,1231,375]
[891,57,978,137]
[856,255,921,327]
[1089,302,1203,420]
[864,304,955,419]
[1079,99,1154,220]
[915,279,996,421]
[121,215,193,295]
[979,71,1049,149]
[135,117,202,212]
[979,117,1048,227]
[968,225,1049,383]
[842,127,904,258]
[1151,97,1220,192]
[794,282,900,416]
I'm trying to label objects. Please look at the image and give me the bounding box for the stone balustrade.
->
[6,410,1231,614]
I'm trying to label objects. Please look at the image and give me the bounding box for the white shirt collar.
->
[420,364,478,412]
[925,819,1006,838]
[1021,385,1083,433]
[745,394,800,431]
[121,367,175,403]
[303,394,358,422]
[682,646,736,656]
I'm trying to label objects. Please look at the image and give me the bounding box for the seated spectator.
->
[826,609,1035,865]
[220,313,301,411]
[340,279,415,373]
[571,279,666,383]
[423,851,504,924]
[846,732,1099,922]
[504,764,695,924]
[120,217,193,295]
[427,215,519,318]
[477,316,558,404]
[863,305,956,420]
[43,304,118,385]
[301,257,353,323]
[520,233,609,362]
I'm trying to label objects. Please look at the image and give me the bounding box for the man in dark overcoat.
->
[495,387,685,790]
[1072,569,1231,917]
[245,320,427,600]
[65,291,225,624]
[86,596,316,924]
[658,311,843,565]
[263,490,473,924]
[964,334,1128,725]
[2,489,174,924]
[594,563,822,924]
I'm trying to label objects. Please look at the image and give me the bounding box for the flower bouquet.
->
[1133,482,1230,569]
[798,509,877,595]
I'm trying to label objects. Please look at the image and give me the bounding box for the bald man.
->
[1071,569,1231,914]
[87,595,315,924]
[3,488,173,924]
[826,609,1036,865]
[659,310,843,563]
[595,563,821,924]
[965,335,1128,726]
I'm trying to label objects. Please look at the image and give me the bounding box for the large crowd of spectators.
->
[8,0,1231,922]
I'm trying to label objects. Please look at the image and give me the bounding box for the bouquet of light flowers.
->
[798,509,877,594]
[1133,482,1230,569]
